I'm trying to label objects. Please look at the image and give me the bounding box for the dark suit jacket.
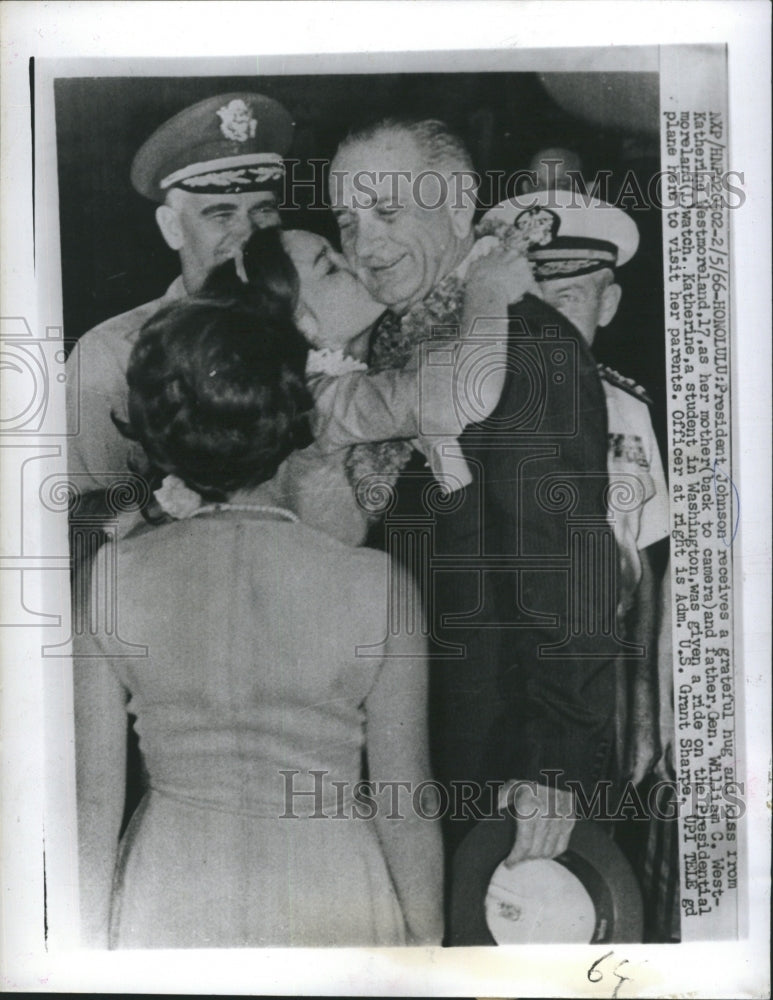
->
[368,294,621,824]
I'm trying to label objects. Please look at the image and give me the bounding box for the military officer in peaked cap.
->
[67,92,294,494]
[483,189,670,791]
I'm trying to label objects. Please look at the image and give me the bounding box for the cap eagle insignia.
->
[513,206,561,247]
[216,99,258,142]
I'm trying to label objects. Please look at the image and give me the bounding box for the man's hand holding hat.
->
[499,780,576,866]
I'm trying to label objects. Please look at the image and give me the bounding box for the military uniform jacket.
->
[66,277,186,494]
[601,370,669,617]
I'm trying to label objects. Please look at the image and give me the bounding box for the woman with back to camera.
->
[73,241,443,948]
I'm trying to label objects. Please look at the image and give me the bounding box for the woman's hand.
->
[465,243,539,312]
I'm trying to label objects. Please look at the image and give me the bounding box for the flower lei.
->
[343,273,467,520]
[306,347,368,377]
[344,228,529,519]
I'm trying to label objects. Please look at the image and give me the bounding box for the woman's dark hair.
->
[116,229,313,499]
[200,226,300,324]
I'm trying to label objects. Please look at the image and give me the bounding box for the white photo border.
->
[1,2,770,996]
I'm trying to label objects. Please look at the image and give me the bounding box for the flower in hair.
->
[153,474,203,519]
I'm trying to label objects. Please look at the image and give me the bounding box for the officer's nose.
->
[232,209,255,244]
[250,205,281,232]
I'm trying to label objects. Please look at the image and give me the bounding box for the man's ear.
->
[598,281,623,328]
[446,172,476,240]
[155,204,184,251]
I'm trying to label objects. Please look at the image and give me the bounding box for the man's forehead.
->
[171,188,278,209]
[331,133,424,184]
[542,273,602,293]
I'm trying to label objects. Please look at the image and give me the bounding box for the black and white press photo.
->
[1,4,769,996]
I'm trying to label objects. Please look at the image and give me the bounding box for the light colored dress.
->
[87,511,406,948]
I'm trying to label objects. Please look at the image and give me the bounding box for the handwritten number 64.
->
[587,951,632,998]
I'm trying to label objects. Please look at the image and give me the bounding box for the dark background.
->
[53,71,666,453]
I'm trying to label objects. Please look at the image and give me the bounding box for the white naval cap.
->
[481,189,639,281]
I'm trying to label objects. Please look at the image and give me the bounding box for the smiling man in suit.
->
[330,119,624,872]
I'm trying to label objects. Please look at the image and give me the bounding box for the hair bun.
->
[122,269,312,496]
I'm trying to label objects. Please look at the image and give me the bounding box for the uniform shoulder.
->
[597,363,653,406]
[77,297,164,349]
[70,290,183,391]
[68,298,167,393]
[75,278,184,354]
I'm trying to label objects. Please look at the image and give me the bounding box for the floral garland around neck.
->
[344,267,472,520]
[367,232,520,374]
[345,229,528,518]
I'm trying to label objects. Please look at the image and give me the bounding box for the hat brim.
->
[449,816,643,945]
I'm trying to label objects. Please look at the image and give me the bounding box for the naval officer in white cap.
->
[483,190,669,788]
[67,92,294,494]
